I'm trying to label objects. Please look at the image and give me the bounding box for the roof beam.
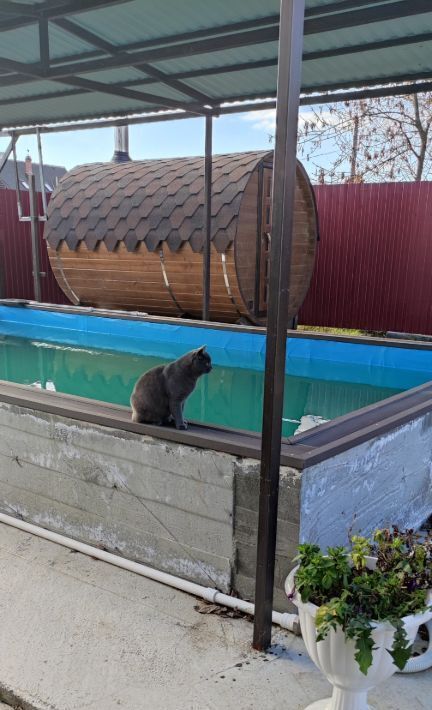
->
[304,69,432,94]
[62,75,208,114]
[0,59,278,107]
[304,0,379,16]
[3,76,432,135]
[304,0,431,34]
[39,18,50,75]
[54,13,280,55]
[2,1,428,36]
[4,19,432,93]
[41,26,280,79]
[0,55,209,115]
[3,46,432,109]
[0,5,278,35]
[0,1,411,34]
[0,0,133,32]
[0,57,278,90]
[5,17,432,90]
[11,1,430,83]
[53,17,213,106]
[0,2,39,16]
[301,79,432,105]
[304,29,432,61]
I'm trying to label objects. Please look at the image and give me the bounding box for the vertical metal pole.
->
[0,137,14,175]
[36,128,48,217]
[11,133,24,221]
[253,0,305,651]
[28,172,42,302]
[202,115,212,321]
[254,163,264,318]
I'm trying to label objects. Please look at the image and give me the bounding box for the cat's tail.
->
[131,405,141,423]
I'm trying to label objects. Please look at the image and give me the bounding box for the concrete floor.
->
[0,523,430,710]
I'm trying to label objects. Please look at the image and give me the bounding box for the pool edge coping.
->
[1,379,431,471]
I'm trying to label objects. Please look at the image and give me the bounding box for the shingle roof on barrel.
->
[45,150,272,254]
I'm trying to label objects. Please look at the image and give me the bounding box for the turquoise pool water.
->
[0,333,411,437]
[0,306,430,437]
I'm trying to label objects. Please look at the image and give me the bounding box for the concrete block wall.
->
[0,402,236,592]
[233,460,301,611]
[0,401,430,615]
[299,412,432,549]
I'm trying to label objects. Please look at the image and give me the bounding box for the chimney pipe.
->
[112,126,130,162]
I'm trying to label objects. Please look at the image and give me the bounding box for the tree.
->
[297,92,432,183]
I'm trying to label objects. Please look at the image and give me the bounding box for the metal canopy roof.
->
[0,0,432,130]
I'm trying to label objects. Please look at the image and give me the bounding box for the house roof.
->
[44,151,271,253]
[0,159,66,191]
[0,1,431,130]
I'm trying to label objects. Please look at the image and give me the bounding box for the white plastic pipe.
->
[0,512,299,634]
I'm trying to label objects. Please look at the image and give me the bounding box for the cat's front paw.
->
[176,422,188,430]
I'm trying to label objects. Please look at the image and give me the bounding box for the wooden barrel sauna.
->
[45,151,318,324]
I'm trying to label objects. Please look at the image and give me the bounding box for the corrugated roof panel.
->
[186,67,277,101]
[303,40,432,91]
[307,0,350,8]
[0,91,156,129]
[303,13,432,54]
[72,0,279,47]
[0,1,431,129]
[153,43,279,76]
[0,80,73,102]
[79,67,154,85]
[125,81,199,103]
[0,22,96,64]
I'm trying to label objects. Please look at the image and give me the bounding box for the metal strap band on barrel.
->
[55,249,80,305]
[221,253,242,317]
[159,247,184,315]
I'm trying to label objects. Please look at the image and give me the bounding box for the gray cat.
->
[130,346,212,429]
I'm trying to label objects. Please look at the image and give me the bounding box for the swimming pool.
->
[0,301,431,603]
[0,304,431,437]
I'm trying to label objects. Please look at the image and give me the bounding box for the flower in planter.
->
[290,527,432,675]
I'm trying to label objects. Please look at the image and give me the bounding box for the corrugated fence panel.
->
[299,181,432,335]
[0,189,68,304]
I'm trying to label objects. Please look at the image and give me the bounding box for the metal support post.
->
[202,115,212,321]
[0,137,14,174]
[11,133,25,221]
[28,171,42,302]
[36,127,48,217]
[253,0,305,651]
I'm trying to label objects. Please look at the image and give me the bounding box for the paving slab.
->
[0,523,430,709]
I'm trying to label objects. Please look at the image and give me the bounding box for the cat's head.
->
[191,345,212,375]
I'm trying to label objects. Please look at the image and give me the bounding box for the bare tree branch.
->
[296,91,432,183]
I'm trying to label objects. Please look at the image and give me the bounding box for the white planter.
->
[285,560,432,710]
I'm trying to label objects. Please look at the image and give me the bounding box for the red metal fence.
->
[0,188,67,304]
[299,181,432,335]
[1,183,432,334]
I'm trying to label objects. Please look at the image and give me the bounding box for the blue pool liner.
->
[0,305,431,389]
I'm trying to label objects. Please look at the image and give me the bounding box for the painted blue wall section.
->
[0,306,266,371]
[0,306,431,389]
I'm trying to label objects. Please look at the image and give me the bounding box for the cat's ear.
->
[196,345,207,355]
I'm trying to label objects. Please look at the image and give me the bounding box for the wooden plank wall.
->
[299,181,432,335]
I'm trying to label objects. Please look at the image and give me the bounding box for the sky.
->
[0,109,278,171]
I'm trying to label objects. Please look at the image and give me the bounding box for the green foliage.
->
[293,528,432,675]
